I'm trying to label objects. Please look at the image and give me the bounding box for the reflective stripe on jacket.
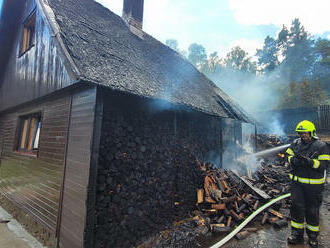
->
[285,138,329,184]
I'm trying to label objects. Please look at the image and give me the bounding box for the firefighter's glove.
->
[295,154,313,167]
[290,156,300,168]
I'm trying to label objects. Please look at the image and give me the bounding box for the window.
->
[20,11,36,55]
[17,113,41,155]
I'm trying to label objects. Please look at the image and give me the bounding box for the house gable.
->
[0,0,77,112]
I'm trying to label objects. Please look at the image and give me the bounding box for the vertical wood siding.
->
[59,87,97,248]
[318,105,330,131]
[0,0,74,112]
[0,94,71,233]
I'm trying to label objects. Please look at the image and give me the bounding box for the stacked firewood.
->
[95,107,222,248]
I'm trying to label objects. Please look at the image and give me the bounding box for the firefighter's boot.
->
[308,238,318,248]
[287,232,304,244]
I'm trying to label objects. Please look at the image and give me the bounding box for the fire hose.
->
[209,193,291,248]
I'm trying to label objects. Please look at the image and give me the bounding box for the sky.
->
[0,0,3,20]
[97,0,330,58]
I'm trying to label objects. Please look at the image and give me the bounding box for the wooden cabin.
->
[0,0,255,247]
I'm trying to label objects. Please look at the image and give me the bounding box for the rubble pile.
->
[256,134,291,150]
[251,160,291,198]
[139,154,292,248]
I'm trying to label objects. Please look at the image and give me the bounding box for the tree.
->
[312,38,330,95]
[277,25,289,50]
[278,79,327,108]
[165,39,179,52]
[224,46,256,74]
[279,19,315,82]
[314,38,330,65]
[188,43,207,68]
[200,51,224,75]
[256,36,279,72]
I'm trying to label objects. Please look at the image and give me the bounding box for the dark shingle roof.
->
[44,0,252,122]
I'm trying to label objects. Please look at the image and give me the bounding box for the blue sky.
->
[97,0,330,58]
[0,0,3,20]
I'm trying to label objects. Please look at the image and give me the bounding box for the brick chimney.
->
[122,0,144,31]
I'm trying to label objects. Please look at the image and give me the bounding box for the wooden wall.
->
[0,93,71,234]
[318,105,330,131]
[0,0,74,112]
[58,87,100,248]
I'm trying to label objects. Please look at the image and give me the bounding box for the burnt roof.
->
[44,0,252,122]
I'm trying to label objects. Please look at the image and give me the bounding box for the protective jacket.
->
[286,138,329,184]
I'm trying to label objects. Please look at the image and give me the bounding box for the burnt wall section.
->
[221,119,243,168]
[0,93,71,241]
[0,0,73,112]
[95,91,222,247]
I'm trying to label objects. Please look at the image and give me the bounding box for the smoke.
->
[220,121,261,174]
[148,98,178,112]
[204,150,221,167]
[267,114,285,136]
[222,140,260,175]
[208,66,289,135]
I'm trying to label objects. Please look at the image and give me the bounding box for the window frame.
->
[19,9,36,56]
[15,112,42,157]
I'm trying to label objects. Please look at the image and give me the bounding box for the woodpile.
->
[94,107,222,248]
[193,159,290,233]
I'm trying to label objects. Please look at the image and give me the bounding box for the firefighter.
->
[286,120,329,248]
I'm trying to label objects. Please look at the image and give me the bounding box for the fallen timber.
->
[232,171,271,200]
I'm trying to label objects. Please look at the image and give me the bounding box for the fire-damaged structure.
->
[0,0,255,247]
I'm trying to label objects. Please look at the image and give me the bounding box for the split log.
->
[261,212,268,225]
[227,216,232,227]
[211,204,226,210]
[216,215,225,224]
[211,223,225,229]
[196,189,204,205]
[230,210,242,221]
[243,227,258,232]
[238,203,247,213]
[212,226,232,234]
[268,208,283,219]
[253,200,259,210]
[236,230,250,240]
